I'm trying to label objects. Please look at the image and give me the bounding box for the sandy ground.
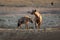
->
[0,7,60,28]
[0,7,60,40]
[0,28,60,40]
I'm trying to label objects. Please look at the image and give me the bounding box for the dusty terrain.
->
[0,0,60,8]
[0,6,60,40]
[0,7,60,28]
[0,28,60,40]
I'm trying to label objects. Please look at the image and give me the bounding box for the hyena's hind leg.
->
[37,23,40,29]
[35,22,37,29]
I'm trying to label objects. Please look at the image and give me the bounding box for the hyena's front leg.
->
[19,24,22,29]
[25,22,29,29]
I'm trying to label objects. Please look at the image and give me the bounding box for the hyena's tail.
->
[17,23,20,27]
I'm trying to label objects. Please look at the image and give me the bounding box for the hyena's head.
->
[31,9,36,15]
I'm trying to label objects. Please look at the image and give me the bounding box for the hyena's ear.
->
[34,9,36,12]
[32,9,36,12]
